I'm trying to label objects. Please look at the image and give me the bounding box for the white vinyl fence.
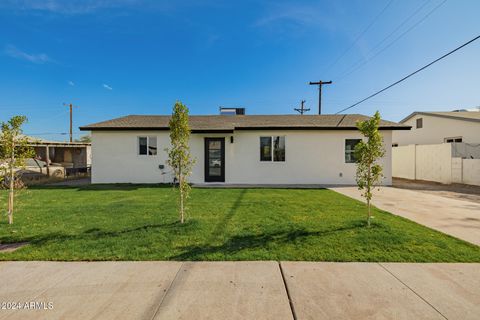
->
[392,143,480,186]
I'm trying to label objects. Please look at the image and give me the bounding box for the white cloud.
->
[3,0,139,14]
[3,1,217,16]
[103,84,113,90]
[254,2,335,31]
[4,45,51,64]
[68,81,75,86]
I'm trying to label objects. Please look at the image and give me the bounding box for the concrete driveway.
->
[0,261,479,320]
[330,186,480,246]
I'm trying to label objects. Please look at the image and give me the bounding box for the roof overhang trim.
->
[80,126,410,132]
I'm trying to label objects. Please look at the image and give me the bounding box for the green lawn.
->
[0,185,479,262]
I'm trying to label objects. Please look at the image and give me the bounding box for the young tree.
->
[166,101,195,224]
[354,111,386,227]
[0,116,35,224]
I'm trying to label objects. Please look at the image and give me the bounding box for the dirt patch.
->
[0,242,29,253]
[393,178,480,203]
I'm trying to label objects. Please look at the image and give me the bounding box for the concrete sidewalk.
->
[330,186,480,246]
[0,261,478,320]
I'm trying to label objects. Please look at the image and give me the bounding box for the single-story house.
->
[392,110,480,146]
[80,114,409,185]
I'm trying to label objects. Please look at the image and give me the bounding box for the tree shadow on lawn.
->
[0,220,188,246]
[207,189,247,243]
[28,183,173,192]
[170,222,367,260]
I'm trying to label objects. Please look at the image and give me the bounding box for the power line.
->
[333,0,432,80]
[323,0,395,74]
[309,80,333,114]
[336,0,447,82]
[294,100,310,115]
[335,34,480,114]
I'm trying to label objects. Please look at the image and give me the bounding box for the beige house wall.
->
[393,114,480,146]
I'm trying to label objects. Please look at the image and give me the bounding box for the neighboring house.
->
[26,137,92,177]
[392,110,480,146]
[79,114,409,185]
[391,110,480,186]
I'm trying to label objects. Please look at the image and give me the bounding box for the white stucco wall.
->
[91,130,393,185]
[392,145,416,180]
[451,158,463,183]
[393,114,480,145]
[415,144,453,184]
[392,143,480,186]
[392,143,452,183]
[462,159,480,186]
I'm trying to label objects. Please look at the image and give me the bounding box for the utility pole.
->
[294,100,310,115]
[309,80,332,114]
[63,103,78,142]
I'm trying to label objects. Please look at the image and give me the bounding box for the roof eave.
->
[81,126,410,131]
[235,126,410,130]
[400,112,480,123]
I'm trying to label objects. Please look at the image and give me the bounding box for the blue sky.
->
[0,0,479,141]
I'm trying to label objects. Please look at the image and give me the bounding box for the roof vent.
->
[219,107,245,115]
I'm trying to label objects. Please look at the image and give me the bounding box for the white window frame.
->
[137,136,158,156]
[259,136,286,163]
[416,118,423,129]
[444,136,462,143]
[345,138,362,164]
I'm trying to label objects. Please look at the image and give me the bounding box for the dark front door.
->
[204,138,225,182]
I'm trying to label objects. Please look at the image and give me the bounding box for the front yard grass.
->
[0,185,479,262]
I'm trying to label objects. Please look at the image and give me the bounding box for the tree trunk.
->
[8,147,14,225]
[180,187,184,224]
[179,165,184,224]
[367,199,371,227]
[367,163,371,227]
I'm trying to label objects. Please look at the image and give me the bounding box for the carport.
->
[28,139,91,176]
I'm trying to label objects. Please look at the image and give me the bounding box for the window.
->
[139,137,148,155]
[273,136,285,161]
[444,137,462,143]
[416,118,423,129]
[260,137,272,161]
[138,136,157,155]
[148,136,157,155]
[345,139,361,163]
[260,136,285,162]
